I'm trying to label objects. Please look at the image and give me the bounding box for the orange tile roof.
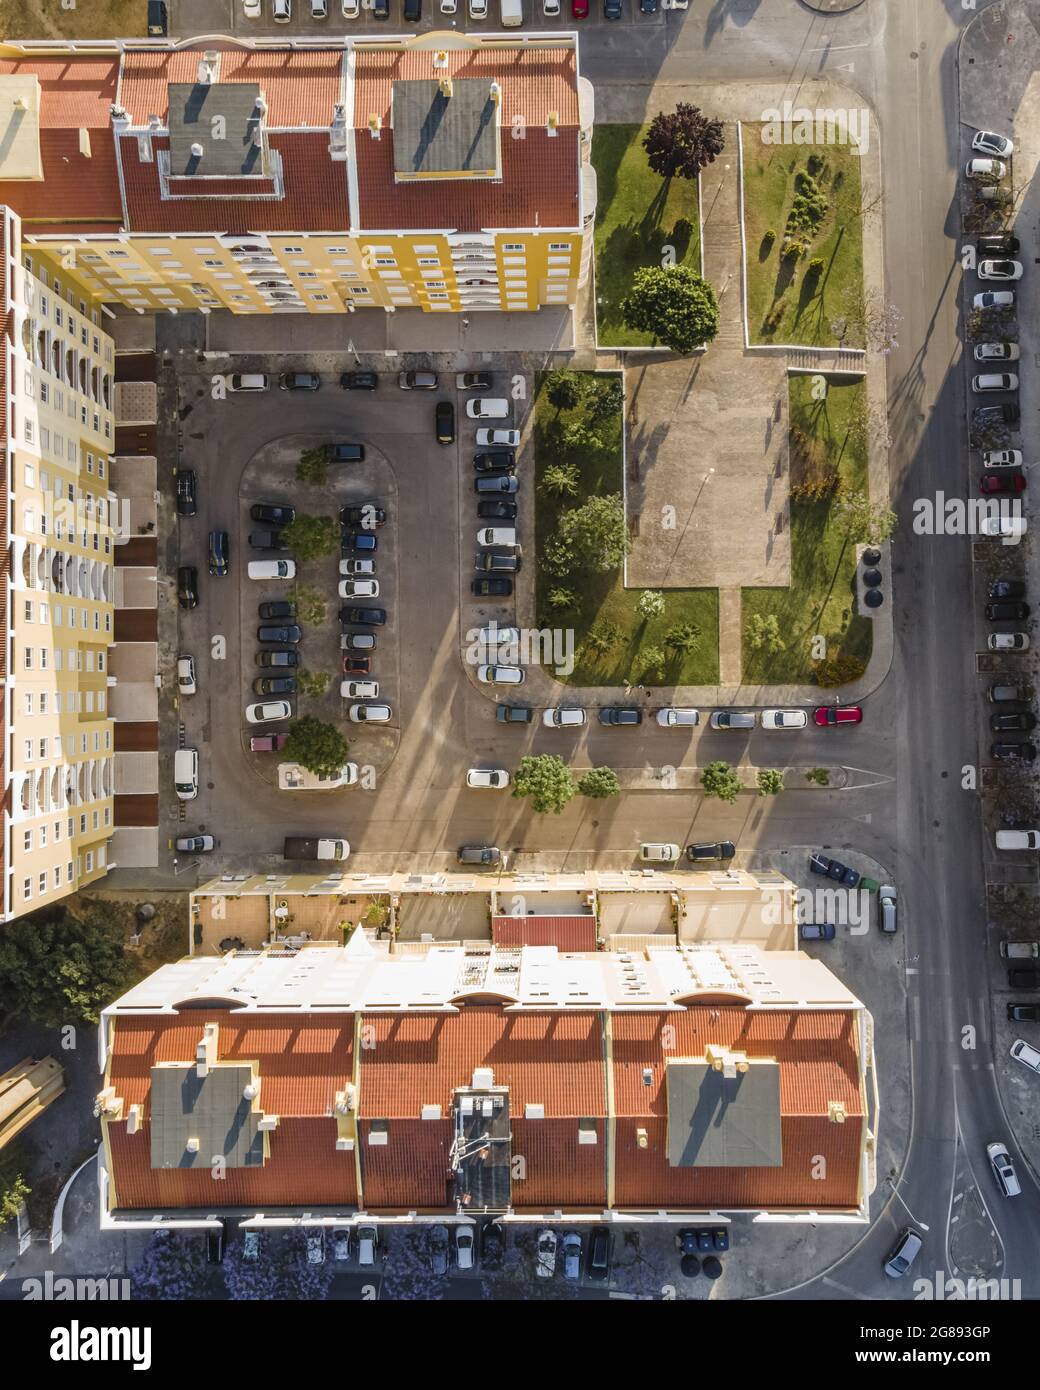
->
[0,55,119,127]
[0,130,123,227]
[118,47,344,128]
[119,132,349,233]
[492,916,598,950]
[359,1119,451,1210]
[351,46,580,232]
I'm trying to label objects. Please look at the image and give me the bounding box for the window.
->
[503,243,525,252]
[67,861,74,884]
[23,692,32,716]
[23,879,31,902]
[80,814,87,835]
[39,693,47,715]
[38,738,47,759]
[283,246,303,254]
[23,830,33,852]
[23,647,32,670]
[40,825,47,848]
[54,821,61,842]
[549,242,571,251]
[24,739,33,762]
[23,601,33,624]
[23,462,35,488]
[39,872,47,896]
[54,867,61,889]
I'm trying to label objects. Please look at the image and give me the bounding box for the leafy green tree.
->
[578,767,620,799]
[664,622,700,656]
[745,613,786,654]
[282,717,350,778]
[637,590,665,622]
[583,622,622,656]
[558,494,628,572]
[0,1147,30,1232]
[640,645,666,680]
[0,909,131,1026]
[757,769,785,796]
[295,585,326,625]
[587,376,624,426]
[296,670,330,698]
[540,462,581,499]
[834,488,897,545]
[560,421,603,459]
[643,103,725,180]
[512,755,577,815]
[700,760,742,804]
[547,586,578,611]
[279,514,339,562]
[543,532,575,577]
[545,371,583,414]
[296,445,329,486]
[621,266,720,354]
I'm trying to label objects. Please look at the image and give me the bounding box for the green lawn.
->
[742,125,865,348]
[534,372,719,687]
[591,126,702,349]
[741,374,873,684]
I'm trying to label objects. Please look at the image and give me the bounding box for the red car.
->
[342,655,371,675]
[249,733,289,752]
[572,0,588,14]
[813,705,863,727]
[979,473,1026,494]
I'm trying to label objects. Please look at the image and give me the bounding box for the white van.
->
[500,0,523,24]
[248,559,297,580]
[466,397,510,420]
[174,748,199,801]
[996,829,1040,850]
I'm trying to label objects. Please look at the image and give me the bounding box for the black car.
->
[404,0,421,18]
[177,565,199,610]
[147,0,168,34]
[472,577,513,597]
[475,474,520,495]
[341,606,386,626]
[975,402,1021,425]
[978,233,1021,255]
[474,450,517,472]
[599,707,643,726]
[481,1222,505,1269]
[993,742,1037,762]
[989,579,1026,600]
[340,371,378,390]
[249,529,288,551]
[253,676,297,696]
[604,0,623,15]
[206,1222,227,1265]
[251,503,296,526]
[1008,1002,1040,1022]
[256,649,299,668]
[496,704,534,724]
[809,852,832,876]
[1009,968,1040,989]
[259,601,296,621]
[989,682,1032,703]
[372,0,389,16]
[342,531,378,553]
[587,1227,611,1280]
[991,712,1037,733]
[639,0,657,11]
[687,841,736,862]
[340,505,386,529]
[436,400,456,445]
[475,551,519,573]
[175,469,197,517]
[478,500,518,521]
[986,601,1030,621]
[257,624,303,644]
[279,371,320,391]
[208,531,229,576]
[330,443,366,464]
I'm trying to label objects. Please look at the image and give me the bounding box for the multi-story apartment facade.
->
[0,32,595,318]
[1,206,117,921]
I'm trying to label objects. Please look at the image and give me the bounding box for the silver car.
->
[883,1227,922,1278]
[986,1142,1021,1198]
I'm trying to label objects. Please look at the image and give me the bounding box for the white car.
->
[454,1227,474,1269]
[988,632,1029,651]
[978,259,1023,282]
[761,709,807,730]
[981,515,1027,538]
[342,0,360,12]
[477,664,525,685]
[973,290,1015,310]
[973,130,1014,158]
[535,1229,557,1279]
[339,557,375,577]
[469,0,488,15]
[466,768,511,790]
[1010,1038,1040,1074]
[243,0,261,15]
[246,700,292,724]
[973,372,1019,392]
[476,429,521,448]
[996,829,1040,850]
[349,703,392,723]
[983,449,1024,468]
[440,0,457,10]
[543,707,586,728]
[986,1142,1022,1198]
[175,834,216,853]
[640,842,680,864]
[341,679,379,699]
[477,527,517,548]
[965,157,1006,180]
[475,624,520,648]
[974,342,1019,362]
[248,559,296,580]
[543,0,560,12]
[656,707,700,727]
[311,0,327,13]
[466,398,510,420]
[177,654,196,696]
[339,578,380,599]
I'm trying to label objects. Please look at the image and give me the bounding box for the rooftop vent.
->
[472,1066,494,1089]
[368,114,382,140]
[546,111,559,138]
[433,50,449,69]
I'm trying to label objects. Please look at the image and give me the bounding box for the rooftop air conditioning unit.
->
[471,1067,494,1089]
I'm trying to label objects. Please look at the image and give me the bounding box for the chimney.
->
[255,94,268,118]
[127,1103,143,1134]
[433,50,449,69]
[368,115,382,140]
[78,129,92,158]
[185,1136,200,1154]
[190,142,205,161]
[546,112,559,138]
[12,96,27,112]
[489,82,502,107]
[439,77,453,99]
[196,1022,219,1076]
[828,1100,847,1124]
[334,1084,357,1115]
[635,1128,649,1149]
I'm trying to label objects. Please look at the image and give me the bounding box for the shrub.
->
[296,670,330,698]
[578,767,620,800]
[700,760,742,804]
[296,446,329,487]
[764,229,777,246]
[813,653,867,688]
[805,767,831,786]
[637,589,665,622]
[757,769,785,797]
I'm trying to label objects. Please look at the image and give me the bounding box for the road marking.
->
[905,967,919,975]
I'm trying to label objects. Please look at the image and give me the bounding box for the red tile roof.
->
[119,132,349,233]
[0,131,123,228]
[351,46,580,232]
[118,47,343,128]
[492,916,598,950]
[0,55,119,127]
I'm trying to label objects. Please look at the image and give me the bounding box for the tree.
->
[282,717,350,778]
[844,395,890,457]
[296,670,330,697]
[131,1231,211,1301]
[0,908,131,1027]
[296,445,329,486]
[637,590,665,622]
[830,284,902,355]
[578,766,620,799]
[664,622,700,656]
[642,103,725,180]
[700,760,742,804]
[545,371,582,414]
[279,514,339,562]
[744,613,786,654]
[834,488,897,545]
[547,586,578,611]
[560,421,603,459]
[543,532,575,577]
[587,375,624,426]
[512,755,577,815]
[621,266,720,355]
[295,584,327,625]
[583,622,622,656]
[640,645,666,680]
[382,1231,446,1301]
[0,1146,29,1232]
[557,494,629,572]
[757,769,785,796]
[540,462,580,499]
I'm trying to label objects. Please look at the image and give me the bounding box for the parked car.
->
[246,700,292,724]
[454,1228,475,1270]
[475,474,519,494]
[656,707,700,727]
[349,702,392,723]
[342,654,372,672]
[340,371,378,389]
[478,500,518,521]
[965,157,1007,180]
[227,373,269,391]
[987,1142,1022,1197]
[340,504,386,529]
[640,843,680,864]
[457,845,502,866]
[341,680,379,700]
[476,428,521,448]
[330,443,365,464]
[980,475,1027,498]
[177,565,199,610]
[535,1229,557,1279]
[177,654,197,696]
[436,400,456,444]
[248,559,296,580]
[604,0,623,16]
[175,469,197,516]
[249,529,288,551]
[878,885,897,934]
[985,600,1030,620]
[272,0,290,16]
[813,704,863,726]
[981,514,1027,538]
[543,706,586,728]
[477,527,518,549]
[174,748,199,801]
[339,578,380,600]
[686,841,735,862]
[256,650,299,669]
[599,707,642,726]
[340,558,375,578]
[988,634,1030,652]
[249,732,289,751]
[258,601,296,621]
[983,449,1024,468]
[331,1228,350,1262]
[481,1222,505,1267]
[342,531,378,553]
[800,922,836,941]
[257,624,302,644]
[1010,1038,1040,1073]
[972,371,1019,391]
[253,676,296,697]
[1000,940,1039,960]
[561,1232,582,1280]
[496,704,533,723]
[973,130,1014,157]
[474,550,520,573]
[399,370,438,390]
[242,1230,261,1260]
[477,664,525,685]
[761,708,808,730]
[472,577,513,597]
[973,290,1015,310]
[883,1228,923,1279]
[250,503,295,526]
[993,742,1037,762]
[1008,1002,1040,1022]
[974,341,1019,362]
[469,0,488,13]
[280,371,321,391]
[208,530,229,576]
[474,450,517,472]
[467,398,510,420]
[978,259,1023,281]
[587,1227,611,1281]
[989,579,1026,600]
[1009,968,1040,988]
[996,829,1040,850]
[456,372,493,390]
[466,768,511,789]
[709,710,756,730]
[175,835,216,853]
